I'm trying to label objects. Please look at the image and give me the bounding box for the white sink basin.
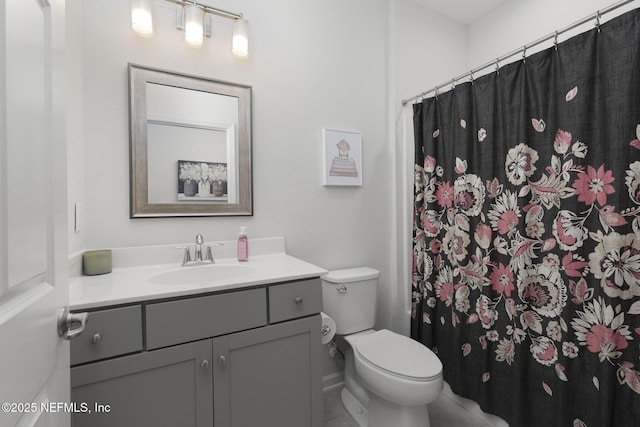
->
[147,264,254,285]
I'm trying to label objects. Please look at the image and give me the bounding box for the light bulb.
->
[131,0,154,36]
[184,4,204,47]
[232,19,249,57]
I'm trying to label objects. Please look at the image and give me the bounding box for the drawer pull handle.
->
[92,333,102,345]
[294,297,303,304]
[201,359,210,369]
[337,285,348,293]
[218,355,227,367]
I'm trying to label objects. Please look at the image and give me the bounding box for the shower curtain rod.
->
[401,0,637,105]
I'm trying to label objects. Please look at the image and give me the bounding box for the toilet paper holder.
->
[321,324,332,336]
[320,312,336,344]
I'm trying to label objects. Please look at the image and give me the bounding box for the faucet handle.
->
[204,243,224,262]
[172,245,192,266]
[195,234,204,244]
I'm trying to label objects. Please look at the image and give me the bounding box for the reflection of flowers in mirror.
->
[179,162,227,183]
[207,163,227,182]
[179,162,200,182]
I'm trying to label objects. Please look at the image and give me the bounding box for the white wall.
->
[66,1,84,255]
[390,0,468,334]
[467,0,638,75]
[392,0,468,105]
[72,0,390,267]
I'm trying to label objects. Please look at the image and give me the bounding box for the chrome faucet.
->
[173,234,223,266]
[194,234,205,262]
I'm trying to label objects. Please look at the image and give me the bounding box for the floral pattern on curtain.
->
[411,9,640,427]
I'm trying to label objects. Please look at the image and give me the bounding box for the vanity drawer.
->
[146,287,267,350]
[269,278,322,323]
[71,305,143,366]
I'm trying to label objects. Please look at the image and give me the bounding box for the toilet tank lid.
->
[322,267,380,284]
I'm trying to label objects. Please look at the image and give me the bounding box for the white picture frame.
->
[322,129,362,186]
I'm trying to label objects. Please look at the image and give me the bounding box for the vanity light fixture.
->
[131,0,154,36]
[183,2,204,47]
[130,0,249,57]
[231,18,249,57]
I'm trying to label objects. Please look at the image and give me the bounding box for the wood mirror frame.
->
[129,64,252,217]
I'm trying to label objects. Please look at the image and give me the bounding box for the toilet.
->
[322,267,443,427]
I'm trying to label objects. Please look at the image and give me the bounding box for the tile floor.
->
[323,383,509,427]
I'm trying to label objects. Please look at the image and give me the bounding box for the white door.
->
[0,0,70,426]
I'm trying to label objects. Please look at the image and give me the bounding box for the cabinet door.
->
[71,340,213,427]
[213,315,322,427]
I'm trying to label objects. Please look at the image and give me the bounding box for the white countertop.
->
[69,237,328,310]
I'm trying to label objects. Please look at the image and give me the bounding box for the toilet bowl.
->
[350,329,443,406]
[322,268,443,427]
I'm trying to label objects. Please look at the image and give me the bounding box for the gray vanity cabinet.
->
[70,277,323,427]
[213,315,322,427]
[71,339,213,427]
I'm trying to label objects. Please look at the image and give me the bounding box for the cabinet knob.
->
[294,297,303,304]
[92,333,102,344]
[201,359,210,369]
[218,355,227,367]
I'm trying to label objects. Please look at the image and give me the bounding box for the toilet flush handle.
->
[337,285,348,293]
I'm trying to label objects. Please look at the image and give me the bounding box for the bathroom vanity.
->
[68,238,326,427]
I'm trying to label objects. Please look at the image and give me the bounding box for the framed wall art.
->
[322,129,362,186]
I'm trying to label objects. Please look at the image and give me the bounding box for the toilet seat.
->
[355,329,441,381]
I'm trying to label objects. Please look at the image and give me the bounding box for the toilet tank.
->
[322,267,380,335]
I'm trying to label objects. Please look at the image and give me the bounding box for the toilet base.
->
[368,393,430,427]
[341,387,368,427]
[340,385,431,427]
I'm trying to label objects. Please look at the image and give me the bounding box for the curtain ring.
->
[522,45,527,63]
[595,10,601,32]
[451,78,456,90]
[470,71,474,84]
[435,86,439,99]
[496,58,500,74]
[554,31,559,51]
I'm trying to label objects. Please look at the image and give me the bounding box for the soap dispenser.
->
[237,226,249,262]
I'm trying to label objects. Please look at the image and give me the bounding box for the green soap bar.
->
[83,250,112,276]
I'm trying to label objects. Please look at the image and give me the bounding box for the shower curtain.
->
[411,8,640,427]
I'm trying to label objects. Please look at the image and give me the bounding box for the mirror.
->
[129,64,252,217]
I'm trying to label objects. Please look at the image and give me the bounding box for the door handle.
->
[57,307,89,340]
